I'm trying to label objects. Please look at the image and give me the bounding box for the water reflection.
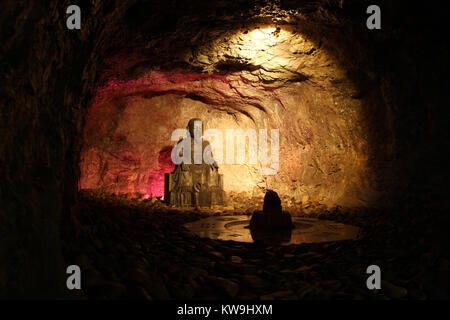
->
[184,216,360,245]
[249,226,292,245]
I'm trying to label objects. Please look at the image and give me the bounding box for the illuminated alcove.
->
[80,22,379,209]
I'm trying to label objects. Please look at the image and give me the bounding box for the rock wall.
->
[0,0,131,298]
[80,70,377,208]
[79,8,381,208]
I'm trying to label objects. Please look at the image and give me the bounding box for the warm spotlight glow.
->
[250,27,281,44]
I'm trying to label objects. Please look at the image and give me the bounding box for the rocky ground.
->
[62,190,450,300]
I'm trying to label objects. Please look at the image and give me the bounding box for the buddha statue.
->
[165,119,225,207]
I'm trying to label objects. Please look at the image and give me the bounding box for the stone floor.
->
[62,191,450,300]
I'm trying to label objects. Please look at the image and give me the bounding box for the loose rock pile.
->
[62,190,450,300]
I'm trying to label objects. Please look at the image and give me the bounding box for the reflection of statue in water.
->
[165,119,225,207]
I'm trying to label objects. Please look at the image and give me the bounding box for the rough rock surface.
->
[80,24,378,208]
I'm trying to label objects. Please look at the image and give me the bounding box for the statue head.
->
[187,118,203,139]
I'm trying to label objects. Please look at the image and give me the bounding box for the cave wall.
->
[0,0,131,298]
[79,16,382,209]
[0,0,448,298]
[80,71,377,208]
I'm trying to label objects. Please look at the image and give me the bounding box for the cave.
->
[1,0,449,302]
